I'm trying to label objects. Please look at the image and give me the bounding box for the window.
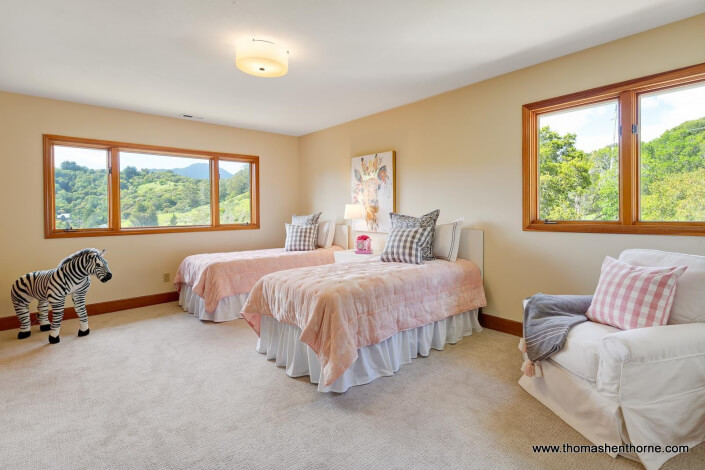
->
[44,136,259,238]
[523,63,705,235]
[538,100,619,221]
[54,146,109,229]
[639,83,705,222]
[119,152,212,228]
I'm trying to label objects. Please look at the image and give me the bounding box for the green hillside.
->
[54,164,250,229]
[539,117,705,221]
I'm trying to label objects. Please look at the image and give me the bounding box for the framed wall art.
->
[351,150,395,232]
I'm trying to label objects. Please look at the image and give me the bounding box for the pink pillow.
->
[587,256,687,330]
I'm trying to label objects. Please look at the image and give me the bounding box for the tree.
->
[539,116,705,223]
[640,117,705,221]
[130,202,158,227]
[55,160,252,228]
[538,127,593,220]
[587,145,619,221]
[122,165,138,181]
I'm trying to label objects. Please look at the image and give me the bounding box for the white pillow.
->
[316,220,336,248]
[619,249,705,324]
[432,218,464,262]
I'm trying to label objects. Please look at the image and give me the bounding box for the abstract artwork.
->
[351,150,395,232]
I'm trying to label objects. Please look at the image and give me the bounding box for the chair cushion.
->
[620,249,705,324]
[549,321,620,382]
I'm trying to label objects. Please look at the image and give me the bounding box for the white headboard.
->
[339,224,482,276]
[457,229,484,278]
[333,224,350,249]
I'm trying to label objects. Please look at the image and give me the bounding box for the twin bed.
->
[175,225,348,321]
[175,223,486,392]
[176,247,342,321]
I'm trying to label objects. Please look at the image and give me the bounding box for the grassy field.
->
[121,192,251,227]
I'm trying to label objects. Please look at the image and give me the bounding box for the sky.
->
[54,148,247,173]
[540,101,618,152]
[120,152,207,171]
[539,82,705,152]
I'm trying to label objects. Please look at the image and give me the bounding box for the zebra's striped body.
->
[10,248,112,343]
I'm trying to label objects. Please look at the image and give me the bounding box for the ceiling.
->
[1,1,704,136]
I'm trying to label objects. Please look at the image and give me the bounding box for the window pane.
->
[219,160,251,224]
[54,146,109,229]
[538,101,619,221]
[639,82,705,222]
[119,152,211,227]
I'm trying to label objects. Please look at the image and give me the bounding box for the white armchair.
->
[519,249,705,470]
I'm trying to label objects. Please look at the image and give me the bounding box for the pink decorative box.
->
[355,235,372,254]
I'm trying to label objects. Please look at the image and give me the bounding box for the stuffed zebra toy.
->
[10,248,113,344]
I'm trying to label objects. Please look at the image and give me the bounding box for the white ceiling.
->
[1,0,704,136]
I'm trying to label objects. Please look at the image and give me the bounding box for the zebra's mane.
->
[58,248,101,267]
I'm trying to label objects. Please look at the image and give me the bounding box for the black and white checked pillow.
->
[390,209,440,261]
[292,212,322,226]
[380,226,433,264]
[285,223,318,251]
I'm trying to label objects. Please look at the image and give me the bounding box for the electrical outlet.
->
[163,273,170,282]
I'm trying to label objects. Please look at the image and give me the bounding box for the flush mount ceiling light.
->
[236,38,288,78]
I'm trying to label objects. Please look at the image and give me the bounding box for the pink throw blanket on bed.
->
[241,259,486,387]
[174,247,341,313]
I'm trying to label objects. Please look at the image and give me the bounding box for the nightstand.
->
[334,249,380,263]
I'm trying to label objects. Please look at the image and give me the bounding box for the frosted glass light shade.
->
[236,39,288,78]
[344,204,365,220]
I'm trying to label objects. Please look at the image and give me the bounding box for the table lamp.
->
[344,204,365,249]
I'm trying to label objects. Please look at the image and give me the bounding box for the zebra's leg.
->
[73,290,90,337]
[11,282,33,339]
[13,299,32,339]
[48,298,66,344]
[37,300,51,332]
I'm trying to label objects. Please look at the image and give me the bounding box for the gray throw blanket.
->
[523,293,593,362]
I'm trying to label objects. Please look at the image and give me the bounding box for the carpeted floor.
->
[0,303,702,470]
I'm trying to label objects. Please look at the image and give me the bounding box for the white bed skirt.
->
[256,309,482,393]
[178,285,248,322]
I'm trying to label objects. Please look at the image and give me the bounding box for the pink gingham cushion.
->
[586,256,687,330]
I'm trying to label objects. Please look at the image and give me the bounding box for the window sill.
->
[45,224,260,239]
[523,222,705,236]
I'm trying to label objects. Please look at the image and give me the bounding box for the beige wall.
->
[299,14,705,322]
[0,92,300,310]
[2,14,705,322]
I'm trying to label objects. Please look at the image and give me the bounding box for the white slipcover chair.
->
[519,249,705,470]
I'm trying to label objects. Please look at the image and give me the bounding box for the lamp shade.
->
[344,204,365,220]
[236,39,288,78]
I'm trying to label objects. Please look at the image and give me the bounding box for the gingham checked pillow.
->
[284,223,318,251]
[380,226,433,264]
[292,212,322,226]
[586,256,687,330]
[390,209,440,261]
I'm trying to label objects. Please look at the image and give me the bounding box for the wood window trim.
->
[43,135,260,238]
[522,62,705,236]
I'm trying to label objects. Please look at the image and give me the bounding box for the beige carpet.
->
[0,303,702,470]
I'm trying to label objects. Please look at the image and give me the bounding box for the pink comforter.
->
[241,259,486,387]
[174,247,341,313]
